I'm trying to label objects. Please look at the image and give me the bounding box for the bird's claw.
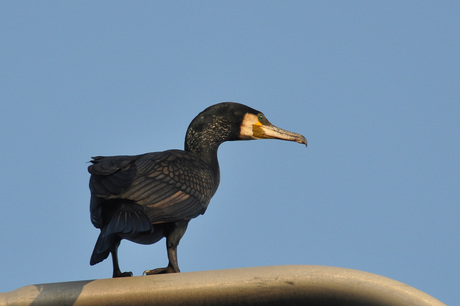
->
[113,271,133,278]
[143,267,178,275]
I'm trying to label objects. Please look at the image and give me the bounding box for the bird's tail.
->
[90,229,114,265]
[90,204,153,265]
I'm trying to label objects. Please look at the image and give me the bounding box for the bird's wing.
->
[89,150,216,227]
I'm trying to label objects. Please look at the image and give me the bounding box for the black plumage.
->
[89,102,307,277]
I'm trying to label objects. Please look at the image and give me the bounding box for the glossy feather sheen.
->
[89,150,217,227]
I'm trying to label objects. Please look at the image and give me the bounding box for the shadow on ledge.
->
[0,265,445,305]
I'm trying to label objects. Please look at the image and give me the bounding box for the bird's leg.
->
[144,221,189,275]
[111,237,133,278]
[143,241,180,275]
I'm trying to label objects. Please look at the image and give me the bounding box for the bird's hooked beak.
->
[240,113,308,147]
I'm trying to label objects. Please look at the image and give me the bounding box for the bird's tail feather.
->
[90,205,153,265]
[90,230,113,265]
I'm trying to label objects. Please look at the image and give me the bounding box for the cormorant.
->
[89,102,307,277]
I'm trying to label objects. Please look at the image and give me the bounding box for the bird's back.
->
[88,150,219,229]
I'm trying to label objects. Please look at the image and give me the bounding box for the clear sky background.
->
[1,1,458,304]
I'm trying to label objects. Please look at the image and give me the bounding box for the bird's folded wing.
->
[89,150,215,226]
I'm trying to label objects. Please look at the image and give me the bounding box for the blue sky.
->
[1,1,458,304]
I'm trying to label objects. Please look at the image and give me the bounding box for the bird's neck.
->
[184,112,239,181]
[185,125,229,180]
[185,134,220,167]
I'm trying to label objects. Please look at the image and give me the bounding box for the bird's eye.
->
[258,114,265,123]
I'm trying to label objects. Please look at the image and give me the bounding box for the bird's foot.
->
[113,271,133,278]
[143,266,178,275]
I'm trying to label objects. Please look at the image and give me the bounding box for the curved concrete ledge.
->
[1,265,445,305]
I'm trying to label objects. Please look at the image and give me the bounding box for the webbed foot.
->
[143,266,178,275]
[113,271,133,278]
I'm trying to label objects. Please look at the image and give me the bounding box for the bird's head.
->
[185,102,307,153]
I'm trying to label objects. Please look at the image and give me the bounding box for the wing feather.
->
[89,150,217,228]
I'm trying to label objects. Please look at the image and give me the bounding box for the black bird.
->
[89,102,307,277]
